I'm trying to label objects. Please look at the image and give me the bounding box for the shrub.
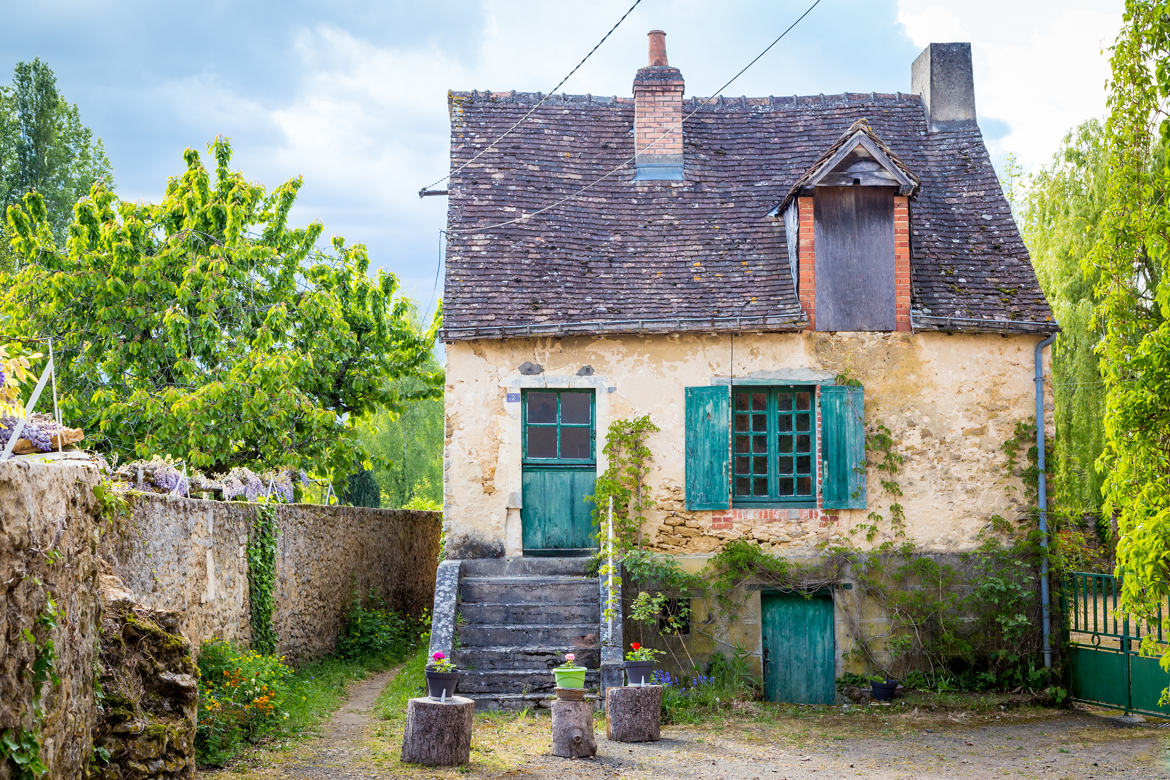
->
[335,594,424,664]
[656,649,760,724]
[195,640,291,766]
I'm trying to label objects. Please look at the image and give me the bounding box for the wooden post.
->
[605,685,662,743]
[401,696,475,766]
[551,698,596,758]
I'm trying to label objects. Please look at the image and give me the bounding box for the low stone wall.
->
[101,496,441,663]
[0,459,103,780]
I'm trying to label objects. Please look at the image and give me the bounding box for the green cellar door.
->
[762,593,836,705]
[521,389,597,556]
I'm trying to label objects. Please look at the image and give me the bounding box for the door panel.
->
[521,467,596,554]
[762,593,836,704]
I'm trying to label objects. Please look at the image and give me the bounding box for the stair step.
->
[460,576,598,604]
[457,668,600,694]
[454,646,600,671]
[461,557,590,578]
[459,601,598,625]
[457,622,599,648]
[464,692,601,713]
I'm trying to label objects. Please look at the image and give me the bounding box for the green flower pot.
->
[553,666,587,689]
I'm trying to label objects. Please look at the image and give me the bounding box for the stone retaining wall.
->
[100,496,441,663]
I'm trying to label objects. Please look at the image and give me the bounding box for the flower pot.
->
[425,669,461,699]
[553,666,587,689]
[870,679,897,702]
[624,660,654,686]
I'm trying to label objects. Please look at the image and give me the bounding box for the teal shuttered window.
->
[684,383,866,511]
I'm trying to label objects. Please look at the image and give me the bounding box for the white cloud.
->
[897,0,1123,171]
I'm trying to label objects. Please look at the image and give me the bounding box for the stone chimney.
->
[911,42,977,131]
[633,30,684,180]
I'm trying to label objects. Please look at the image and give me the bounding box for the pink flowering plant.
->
[557,652,581,669]
[428,651,456,672]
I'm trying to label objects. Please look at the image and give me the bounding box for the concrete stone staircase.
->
[452,558,600,711]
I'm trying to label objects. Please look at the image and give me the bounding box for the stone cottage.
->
[431,32,1056,709]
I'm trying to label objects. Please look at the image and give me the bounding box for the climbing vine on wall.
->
[589,415,659,552]
[246,503,279,656]
[0,592,60,779]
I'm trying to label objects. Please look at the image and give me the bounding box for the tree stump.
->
[605,685,662,743]
[551,698,597,758]
[401,696,475,766]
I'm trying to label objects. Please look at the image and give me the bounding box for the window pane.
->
[561,393,591,424]
[527,427,557,458]
[751,392,766,410]
[734,413,749,432]
[797,476,813,495]
[795,415,811,432]
[735,455,749,474]
[527,392,557,424]
[796,391,811,411]
[753,477,768,495]
[752,435,768,454]
[796,434,811,452]
[778,436,793,453]
[779,477,795,496]
[735,477,751,495]
[778,416,793,433]
[751,414,767,432]
[796,455,811,474]
[735,435,750,454]
[753,456,768,474]
[734,393,749,411]
[778,394,793,412]
[560,427,591,459]
[778,456,793,474]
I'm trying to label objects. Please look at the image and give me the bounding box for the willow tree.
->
[1091,0,1170,655]
[2,138,437,475]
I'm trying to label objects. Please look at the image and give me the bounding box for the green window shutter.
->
[820,385,866,509]
[685,386,731,510]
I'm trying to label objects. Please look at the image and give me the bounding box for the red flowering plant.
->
[428,651,456,672]
[624,642,665,662]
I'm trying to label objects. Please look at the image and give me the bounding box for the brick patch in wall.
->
[711,507,835,529]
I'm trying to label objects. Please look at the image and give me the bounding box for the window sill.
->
[731,500,818,510]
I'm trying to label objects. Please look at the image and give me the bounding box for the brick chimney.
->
[633,30,684,180]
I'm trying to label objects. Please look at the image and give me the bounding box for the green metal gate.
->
[1064,571,1170,717]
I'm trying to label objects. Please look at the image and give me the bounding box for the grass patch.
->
[376,643,429,722]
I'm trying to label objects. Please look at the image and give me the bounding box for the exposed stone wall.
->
[89,574,197,779]
[0,459,103,780]
[444,331,1051,558]
[101,498,441,663]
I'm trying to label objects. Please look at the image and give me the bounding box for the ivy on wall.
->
[0,592,61,779]
[246,503,279,656]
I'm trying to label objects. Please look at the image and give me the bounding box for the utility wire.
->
[417,0,645,196]
[445,0,824,234]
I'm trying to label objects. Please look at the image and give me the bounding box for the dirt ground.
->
[203,675,1170,780]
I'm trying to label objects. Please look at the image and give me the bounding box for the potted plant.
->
[425,651,460,699]
[869,673,897,702]
[553,653,587,692]
[623,642,664,686]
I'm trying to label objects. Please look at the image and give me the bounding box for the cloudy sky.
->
[2,0,1122,313]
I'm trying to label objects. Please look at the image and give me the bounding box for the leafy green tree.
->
[2,137,437,476]
[1090,0,1170,655]
[341,466,382,508]
[1021,121,1111,516]
[355,364,443,509]
[0,58,113,266]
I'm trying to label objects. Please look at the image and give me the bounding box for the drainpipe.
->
[1035,333,1056,671]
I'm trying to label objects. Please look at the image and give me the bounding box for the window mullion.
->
[767,389,779,500]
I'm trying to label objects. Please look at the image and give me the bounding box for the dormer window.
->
[775,120,918,333]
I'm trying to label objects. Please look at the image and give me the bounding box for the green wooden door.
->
[521,389,596,555]
[761,593,836,704]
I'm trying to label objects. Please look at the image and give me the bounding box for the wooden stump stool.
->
[551,697,597,758]
[401,695,474,766]
[606,685,662,743]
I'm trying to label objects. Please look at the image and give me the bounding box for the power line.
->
[422,229,445,327]
[445,0,825,235]
[417,0,645,197]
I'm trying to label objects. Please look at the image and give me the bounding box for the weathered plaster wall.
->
[102,499,441,663]
[0,459,103,780]
[444,331,1047,558]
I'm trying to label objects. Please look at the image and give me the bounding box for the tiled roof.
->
[441,90,1056,340]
